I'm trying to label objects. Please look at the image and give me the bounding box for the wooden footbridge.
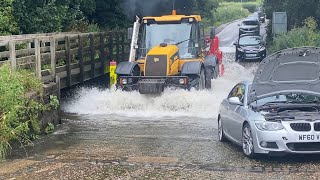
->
[0,31,130,89]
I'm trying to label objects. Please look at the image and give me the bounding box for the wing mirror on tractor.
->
[210,26,215,39]
[128,27,133,40]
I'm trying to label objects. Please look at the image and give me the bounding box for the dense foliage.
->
[0,64,43,160]
[263,0,320,31]
[0,0,19,35]
[213,2,250,27]
[0,0,225,35]
[268,17,320,53]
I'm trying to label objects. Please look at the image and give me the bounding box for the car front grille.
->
[290,123,311,132]
[314,123,320,131]
[287,142,320,151]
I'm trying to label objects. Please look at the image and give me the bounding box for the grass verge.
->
[0,63,44,160]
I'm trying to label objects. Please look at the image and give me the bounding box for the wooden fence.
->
[0,31,130,89]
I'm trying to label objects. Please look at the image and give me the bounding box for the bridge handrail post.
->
[34,38,42,79]
[50,37,56,81]
[9,40,17,71]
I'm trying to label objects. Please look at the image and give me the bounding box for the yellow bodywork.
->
[145,45,180,76]
[143,14,201,22]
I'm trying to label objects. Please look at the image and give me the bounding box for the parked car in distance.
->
[218,47,320,158]
[257,10,266,23]
[238,18,260,36]
[234,34,266,61]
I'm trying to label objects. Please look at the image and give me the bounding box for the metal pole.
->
[173,0,175,10]
[129,16,140,62]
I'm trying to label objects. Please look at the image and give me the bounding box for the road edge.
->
[216,18,244,35]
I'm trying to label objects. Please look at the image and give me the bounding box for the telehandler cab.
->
[115,10,223,94]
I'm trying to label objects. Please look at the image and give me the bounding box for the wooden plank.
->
[90,33,95,78]
[78,35,84,83]
[65,36,71,87]
[34,38,41,79]
[108,32,113,61]
[50,37,56,80]
[9,41,16,71]
[116,32,120,62]
[121,33,125,61]
[56,75,61,100]
[100,33,105,75]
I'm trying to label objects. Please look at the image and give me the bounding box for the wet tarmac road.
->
[2,19,320,179]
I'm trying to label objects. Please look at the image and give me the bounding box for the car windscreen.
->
[239,36,262,45]
[242,21,258,26]
[251,93,320,107]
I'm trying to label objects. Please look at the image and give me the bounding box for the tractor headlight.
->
[179,78,185,85]
[255,122,284,131]
[121,78,128,85]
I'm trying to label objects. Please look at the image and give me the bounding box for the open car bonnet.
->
[248,47,320,104]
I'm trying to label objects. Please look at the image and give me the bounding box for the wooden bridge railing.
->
[0,31,130,89]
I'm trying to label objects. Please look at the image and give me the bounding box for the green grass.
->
[268,17,320,53]
[0,63,43,160]
[213,2,251,27]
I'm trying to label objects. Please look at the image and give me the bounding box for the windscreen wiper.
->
[175,39,192,45]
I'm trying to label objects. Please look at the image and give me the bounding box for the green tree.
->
[0,0,19,35]
[263,0,320,30]
[12,0,97,34]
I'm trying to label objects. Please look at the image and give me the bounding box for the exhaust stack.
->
[129,16,140,62]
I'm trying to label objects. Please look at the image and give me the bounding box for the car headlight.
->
[255,122,284,131]
[237,47,244,52]
[259,46,266,51]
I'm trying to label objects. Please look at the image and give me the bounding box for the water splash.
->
[62,61,257,119]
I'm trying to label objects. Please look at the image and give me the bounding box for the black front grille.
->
[290,123,311,132]
[287,142,320,151]
[138,79,165,94]
[314,123,320,131]
[145,55,167,76]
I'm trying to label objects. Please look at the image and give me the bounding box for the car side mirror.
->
[229,97,242,105]
[233,42,238,46]
[238,24,241,26]
[128,27,133,40]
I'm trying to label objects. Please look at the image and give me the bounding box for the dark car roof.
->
[239,34,262,38]
[243,18,259,22]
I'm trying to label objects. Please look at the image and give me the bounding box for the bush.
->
[242,2,259,13]
[213,2,250,27]
[269,17,320,53]
[0,64,43,160]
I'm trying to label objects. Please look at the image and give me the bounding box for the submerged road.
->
[1,20,320,179]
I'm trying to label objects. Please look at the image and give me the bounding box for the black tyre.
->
[242,123,256,158]
[213,65,219,79]
[235,51,241,62]
[205,67,212,89]
[195,68,205,90]
[218,116,227,142]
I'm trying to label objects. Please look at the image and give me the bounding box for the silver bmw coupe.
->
[218,47,320,157]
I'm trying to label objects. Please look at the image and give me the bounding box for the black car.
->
[238,18,260,36]
[234,34,266,61]
[257,11,266,23]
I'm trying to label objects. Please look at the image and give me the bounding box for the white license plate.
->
[246,54,256,57]
[298,134,320,141]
